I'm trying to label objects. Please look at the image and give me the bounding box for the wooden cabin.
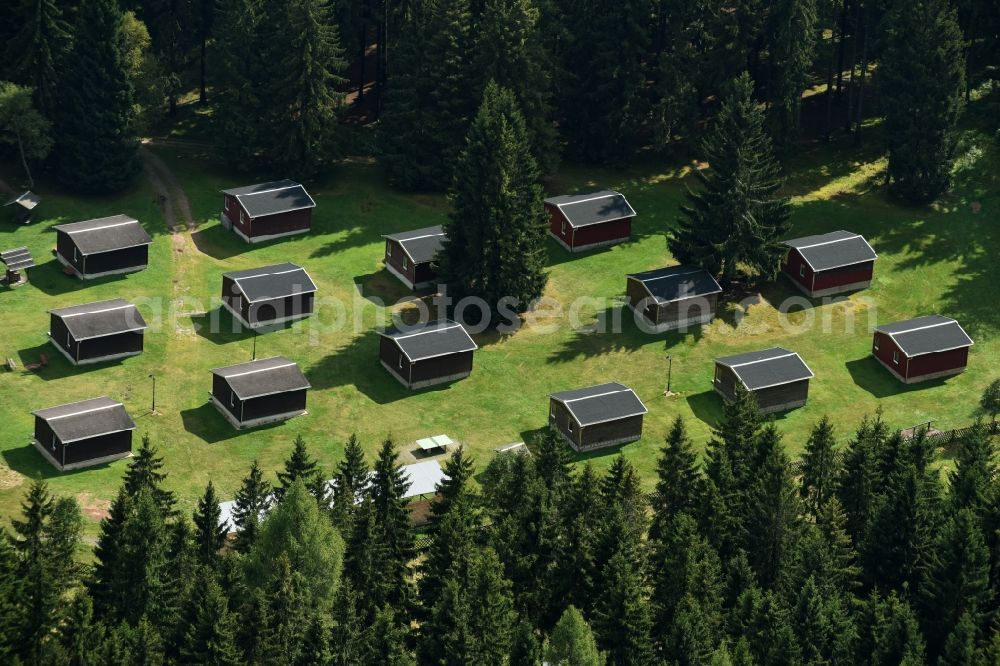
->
[782,230,877,298]
[221,263,317,329]
[714,348,814,414]
[383,225,446,289]
[31,397,136,471]
[49,299,147,365]
[626,265,722,332]
[53,215,152,280]
[378,319,478,389]
[210,356,311,429]
[544,190,636,252]
[549,382,648,452]
[872,315,973,384]
[4,191,41,225]
[220,180,316,243]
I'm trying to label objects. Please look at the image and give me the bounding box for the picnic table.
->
[415,434,454,455]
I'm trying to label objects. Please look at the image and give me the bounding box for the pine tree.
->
[558,0,648,163]
[54,0,139,192]
[745,427,802,587]
[592,549,654,666]
[472,0,559,173]
[881,0,966,203]
[545,605,603,666]
[0,529,19,662]
[275,435,321,500]
[214,0,265,165]
[268,0,347,177]
[948,420,996,516]
[431,445,477,522]
[837,410,890,545]
[862,592,927,665]
[124,434,177,516]
[4,0,72,116]
[800,416,839,517]
[364,604,415,666]
[115,489,172,625]
[668,72,792,287]
[331,433,368,530]
[232,460,272,554]
[376,0,478,190]
[369,437,415,609]
[918,508,990,657]
[438,80,548,323]
[193,481,227,567]
[179,570,240,666]
[766,0,819,146]
[649,417,704,543]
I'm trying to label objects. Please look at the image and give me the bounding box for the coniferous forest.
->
[2,0,1000,663]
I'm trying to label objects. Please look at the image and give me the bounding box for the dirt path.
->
[139,145,195,232]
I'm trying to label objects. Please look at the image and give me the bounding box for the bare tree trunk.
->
[824,1,840,141]
[853,4,869,144]
[200,36,207,104]
[16,132,33,189]
[844,0,861,132]
[835,0,850,97]
[358,25,367,101]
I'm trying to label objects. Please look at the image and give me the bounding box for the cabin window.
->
[402,256,409,270]
[398,354,404,369]
[892,350,899,365]
[385,241,392,257]
[714,366,721,383]
[873,337,880,352]
[567,418,574,434]
[561,220,567,236]
[230,391,235,407]
[73,247,78,262]
[66,332,71,348]
[799,264,806,277]
[241,210,247,224]
[225,198,229,211]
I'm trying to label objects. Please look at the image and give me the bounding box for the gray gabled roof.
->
[383,225,446,264]
[1,247,34,271]
[549,382,648,427]
[875,315,973,357]
[222,180,316,218]
[627,265,722,303]
[716,347,814,391]
[380,319,478,362]
[4,191,40,210]
[544,190,636,228]
[212,356,311,400]
[32,397,136,444]
[783,230,877,272]
[50,299,147,340]
[224,263,317,303]
[53,215,152,255]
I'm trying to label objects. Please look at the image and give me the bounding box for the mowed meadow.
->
[0,105,998,530]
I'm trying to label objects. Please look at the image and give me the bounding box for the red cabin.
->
[782,230,876,298]
[544,190,635,253]
[872,316,973,384]
[221,180,316,243]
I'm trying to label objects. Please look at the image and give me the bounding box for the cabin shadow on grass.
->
[352,271,427,308]
[27,259,130,297]
[15,342,84,381]
[179,402,277,443]
[546,305,702,364]
[2,443,115,480]
[305,330,424,405]
[190,222,252,261]
[845,356,948,399]
[190,306,296,346]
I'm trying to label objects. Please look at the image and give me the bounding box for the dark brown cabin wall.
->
[251,209,313,238]
[248,293,314,325]
[232,201,252,236]
[241,390,307,421]
[546,204,573,245]
[813,261,874,291]
[572,217,632,248]
[713,364,739,401]
[907,347,970,378]
[781,249,814,291]
[625,279,657,323]
[33,419,57,453]
[656,293,718,327]
[752,380,810,411]
[221,276,240,311]
[63,431,132,465]
[413,261,436,285]
[410,351,473,383]
[384,240,415,283]
[49,316,74,358]
[78,331,144,361]
[379,336,412,380]
[580,414,644,448]
[213,375,242,418]
[548,399,581,448]
[83,246,149,275]
[57,232,85,272]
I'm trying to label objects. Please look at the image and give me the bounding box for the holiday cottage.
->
[544,190,636,252]
[625,265,722,332]
[53,215,151,279]
[210,356,311,429]
[872,315,973,384]
[221,262,317,328]
[713,347,814,414]
[548,382,648,451]
[221,180,316,243]
[49,299,147,365]
[378,319,478,389]
[781,230,877,297]
[31,397,136,471]
[383,225,446,289]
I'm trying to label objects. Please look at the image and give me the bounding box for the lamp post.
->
[666,354,673,394]
[148,373,156,414]
[252,329,258,361]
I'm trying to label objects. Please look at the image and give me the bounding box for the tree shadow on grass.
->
[179,402,282,444]
[309,226,371,258]
[546,305,704,364]
[845,357,950,399]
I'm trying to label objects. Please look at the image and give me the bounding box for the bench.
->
[24,353,48,372]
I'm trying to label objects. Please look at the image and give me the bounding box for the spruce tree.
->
[668,72,792,287]
[193,481,227,567]
[331,433,368,531]
[649,416,704,543]
[214,0,265,166]
[275,435,321,500]
[438,80,548,323]
[369,437,415,609]
[766,0,819,146]
[881,0,966,203]
[124,434,177,516]
[178,570,240,666]
[364,605,415,666]
[264,554,309,663]
[232,460,272,554]
[4,0,72,116]
[268,0,347,177]
[472,0,559,173]
[466,547,518,663]
[115,489,171,625]
[862,592,927,665]
[947,420,996,516]
[979,379,1000,424]
[431,445,477,522]
[56,592,105,665]
[592,549,654,666]
[510,617,543,666]
[552,463,602,617]
[545,605,603,666]
[837,410,890,545]
[0,529,19,662]
[937,611,978,666]
[54,0,139,192]
[558,0,648,163]
[533,426,572,495]
[800,416,840,517]
[329,582,364,665]
[791,575,857,664]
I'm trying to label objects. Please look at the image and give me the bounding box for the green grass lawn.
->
[1,109,998,533]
